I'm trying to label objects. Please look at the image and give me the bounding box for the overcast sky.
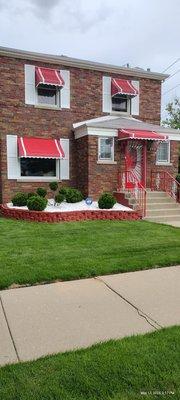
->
[0,0,180,119]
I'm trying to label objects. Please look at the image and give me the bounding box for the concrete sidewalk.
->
[0,266,180,366]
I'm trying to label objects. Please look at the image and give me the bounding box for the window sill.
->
[156,162,172,166]
[34,104,61,111]
[17,177,60,182]
[97,160,117,165]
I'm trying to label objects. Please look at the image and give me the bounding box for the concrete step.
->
[146,191,167,198]
[146,197,175,204]
[147,202,180,210]
[144,214,180,222]
[147,208,180,217]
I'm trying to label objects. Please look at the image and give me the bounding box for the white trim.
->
[98,137,114,162]
[74,126,118,139]
[165,133,180,141]
[73,115,119,129]
[17,177,60,182]
[97,160,117,165]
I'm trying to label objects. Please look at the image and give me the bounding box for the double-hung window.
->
[156,142,170,164]
[98,137,114,161]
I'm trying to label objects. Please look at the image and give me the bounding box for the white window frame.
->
[18,159,60,182]
[111,95,131,115]
[156,141,171,165]
[98,137,114,162]
[36,85,61,109]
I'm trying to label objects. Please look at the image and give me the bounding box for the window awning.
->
[111,78,139,97]
[35,67,64,87]
[118,129,169,141]
[18,137,65,159]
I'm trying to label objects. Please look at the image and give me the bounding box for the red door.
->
[125,140,146,188]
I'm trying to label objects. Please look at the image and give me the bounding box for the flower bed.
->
[0,200,141,223]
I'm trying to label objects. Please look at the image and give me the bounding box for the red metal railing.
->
[151,171,180,202]
[117,170,147,217]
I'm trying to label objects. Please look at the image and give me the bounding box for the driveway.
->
[0,265,179,366]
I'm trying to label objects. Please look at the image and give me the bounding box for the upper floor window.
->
[35,67,63,107]
[25,65,70,109]
[102,76,139,116]
[98,137,114,161]
[156,142,170,164]
[112,94,128,112]
[37,84,60,107]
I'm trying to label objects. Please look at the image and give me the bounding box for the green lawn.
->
[0,218,180,289]
[0,326,179,400]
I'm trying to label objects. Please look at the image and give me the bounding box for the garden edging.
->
[0,204,141,223]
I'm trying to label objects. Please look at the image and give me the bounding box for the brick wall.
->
[0,54,175,203]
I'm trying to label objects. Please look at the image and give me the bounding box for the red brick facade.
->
[0,51,179,203]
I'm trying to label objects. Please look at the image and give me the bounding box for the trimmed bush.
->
[36,187,47,198]
[27,196,47,211]
[11,192,28,207]
[49,181,58,192]
[65,188,83,203]
[98,192,116,209]
[59,186,69,196]
[27,192,36,199]
[55,193,64,204]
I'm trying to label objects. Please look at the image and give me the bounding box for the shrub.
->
[176,174,180,183]
[49,181,58,192]
[65,188,83,203]
[98,192,116,209]
[11,192,28,206]
[59,186,69,196]
[55,193,64,204]
[27,192,36,199]
[36,187,47,198]
[27,195,47,211]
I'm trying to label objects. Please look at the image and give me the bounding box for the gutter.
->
[0,46,169,81]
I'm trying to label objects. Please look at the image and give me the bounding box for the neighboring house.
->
[0,46,180,204]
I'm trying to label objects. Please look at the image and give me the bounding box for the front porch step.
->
[146,197,175,204]
[146,191,167,196]
[144,214,180,223]
[147,202,179,210]
[146,208,180,217]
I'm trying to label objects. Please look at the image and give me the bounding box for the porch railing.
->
[150,171,180,203]
[117,170,147,217]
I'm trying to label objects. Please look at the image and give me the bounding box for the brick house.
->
[0,46,180,204]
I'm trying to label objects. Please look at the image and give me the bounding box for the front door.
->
[125,140,146,188]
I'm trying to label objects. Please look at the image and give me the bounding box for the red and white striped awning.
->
[35,67,64,87]
[18,137,65,159]
[118,129,168,141]
[111,78,138,97]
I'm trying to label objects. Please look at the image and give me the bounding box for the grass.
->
[0,326,179,399]
[0,218,180,289]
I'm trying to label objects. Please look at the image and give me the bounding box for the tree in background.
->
[163,98,180,129]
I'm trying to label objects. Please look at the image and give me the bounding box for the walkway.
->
[0,265,179,366]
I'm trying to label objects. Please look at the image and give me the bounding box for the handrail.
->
[117,170,147,217]
[151,170,180,202]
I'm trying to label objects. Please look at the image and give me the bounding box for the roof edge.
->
[0,46,169,81]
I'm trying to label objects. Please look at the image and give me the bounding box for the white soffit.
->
[74,127,118,139]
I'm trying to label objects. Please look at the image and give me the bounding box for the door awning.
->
[18,137,65,159]
[118,129,169,141]
[111,79,138,97]
[35,67,64,87]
